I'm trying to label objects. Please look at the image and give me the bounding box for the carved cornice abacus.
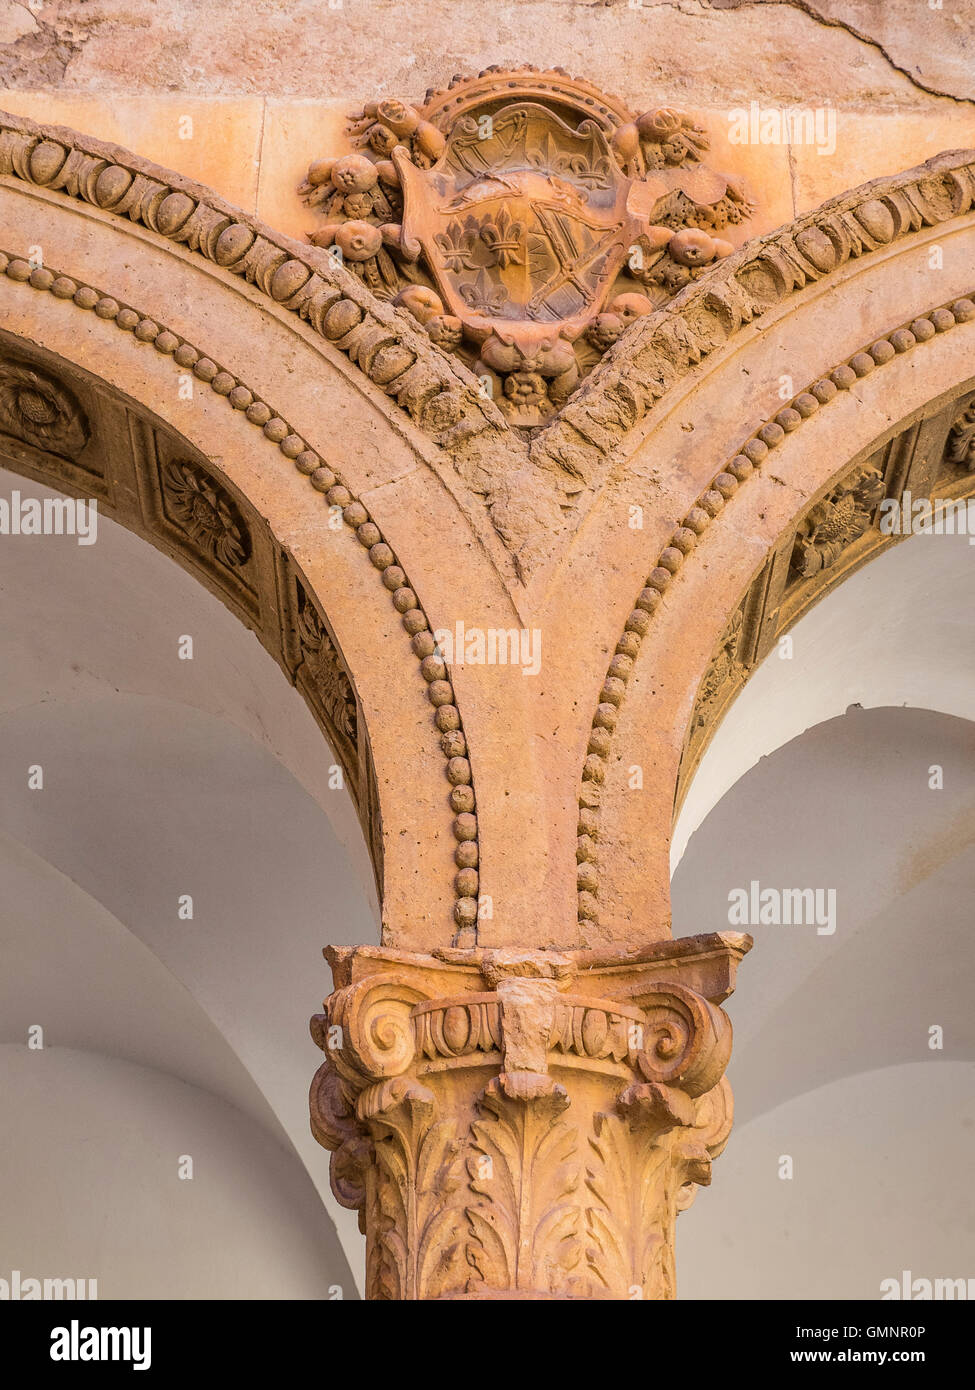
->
[309,932,749,1300]
[577,293,975,931]
[0,248,480,939]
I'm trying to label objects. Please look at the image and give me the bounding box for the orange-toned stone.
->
[310,934,749,1299]
[1,79,974,1300]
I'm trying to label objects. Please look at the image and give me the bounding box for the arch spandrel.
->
[589,320,975,949]
[4,107,975,956]
[4,89,975,1302]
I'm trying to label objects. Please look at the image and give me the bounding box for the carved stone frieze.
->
[695,606,745,730]
[160,457,251,571]
[295,583,358,750]
[789,463,886,580]
[0,356,88,460]
[310,934,749,1299]
[299,68,754,428]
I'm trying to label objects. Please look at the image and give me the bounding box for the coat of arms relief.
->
[299,67,755,429]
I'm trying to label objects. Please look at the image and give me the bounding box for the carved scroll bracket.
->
[310,932,750,1299]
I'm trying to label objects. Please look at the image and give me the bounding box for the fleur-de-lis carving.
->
[553,151,613,190]
[434,219,479,271]
[458,270,509,316]
[478,206,525,269]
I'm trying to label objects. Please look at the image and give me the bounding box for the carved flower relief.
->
[946,402,975,471]
[296,599,358,746]
[695,608,744,730]
[503,371,549,412]
[0,359,89,460]
[790,465,886,579]
[161,460,250,570]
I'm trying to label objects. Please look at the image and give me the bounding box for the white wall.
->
[674,707,975,1297]
[0,467,375,1294]
[0,1047,351,1299]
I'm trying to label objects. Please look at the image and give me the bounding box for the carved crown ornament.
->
[299,68,755,428]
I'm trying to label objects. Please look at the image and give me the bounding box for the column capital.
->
[310,932,750,1300]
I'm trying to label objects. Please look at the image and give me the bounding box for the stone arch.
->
[0,108,518,947]
[570,157,975,948]
[672,528,975,872]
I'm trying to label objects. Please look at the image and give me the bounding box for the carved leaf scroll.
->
[586,1111,672,1298]
[465,1083,582,1295]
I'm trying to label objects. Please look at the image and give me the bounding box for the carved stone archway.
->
[2,93,973,1300]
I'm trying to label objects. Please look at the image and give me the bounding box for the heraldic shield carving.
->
[299,67,755,427]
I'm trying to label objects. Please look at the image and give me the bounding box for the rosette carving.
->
[0,358,88,459]
[161,459,250,570]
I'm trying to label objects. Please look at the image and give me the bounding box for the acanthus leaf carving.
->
[465,1080,582,1297]
[360,1076,467,1301]
[585,1108,673,1298]
[310,938,748,1300]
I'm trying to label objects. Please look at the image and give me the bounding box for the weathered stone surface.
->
[2,55,974,1299]
[310,934,748,1299]
[0,0,967,107]
[715,0,975,103]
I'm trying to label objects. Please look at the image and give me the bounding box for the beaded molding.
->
[0,248,480,941]
[3,115,973,588]
[577,292,975,929]
[0,116,507,455]
[534,153,975,508]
